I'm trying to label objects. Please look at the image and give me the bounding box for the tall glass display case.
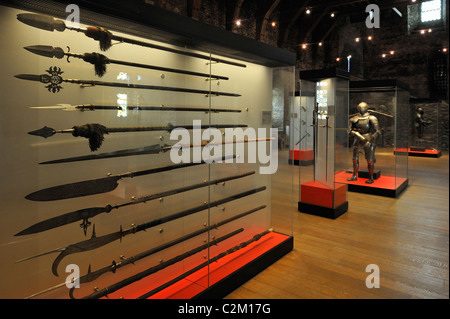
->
[0,1,295,299]
[297,68,349,219]
[335,80,409,197]
[408,98,442,157]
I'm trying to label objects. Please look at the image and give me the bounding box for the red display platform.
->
[394,148,441,158]
[98,232,292,299]
[298,180,348,219]
[289,149,314,165]
[335,171,408,197]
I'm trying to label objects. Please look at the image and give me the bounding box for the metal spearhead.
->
[27,126,56,138]
[24,45,65,59]
[17,13,66,32]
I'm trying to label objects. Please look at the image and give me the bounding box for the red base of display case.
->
[288,149,314,166]
[298,181,348,219]
[102,232,293,299]
[335,171,408,198]
[394,148,442,158]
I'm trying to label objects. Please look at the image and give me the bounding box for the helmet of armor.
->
[417,107,424,115]
[357,102,369,114]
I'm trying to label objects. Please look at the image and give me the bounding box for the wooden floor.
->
[225,150,449,299]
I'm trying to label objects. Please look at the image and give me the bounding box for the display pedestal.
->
[298,181,348,219]
[394,148,442,158]
[357,169,381,180]
[289,149,314,166]
[335,171,408,198]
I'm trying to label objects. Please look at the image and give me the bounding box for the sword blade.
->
[17,13,66,32]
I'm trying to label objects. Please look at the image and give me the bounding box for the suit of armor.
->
[414,107,431,138]
[347,102,381,184]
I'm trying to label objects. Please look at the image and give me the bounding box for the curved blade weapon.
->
[17,13,246,68]
[25,205,265,299]
[25,155,236,201]
[38,137,273,164]
[137,227,272,299]
[81,228,245,299]
[28,123,248,151]
[24,45,229,79]
[15,66,241,96]
[29,103,241,114]
[17,170,255,236]
[15,186,266,276]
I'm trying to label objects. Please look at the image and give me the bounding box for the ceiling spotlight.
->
[443,48,448,53]
[355,37,360,42]
[330,12,335,18]
[368,36,373,40]
[428,28,432,33]
[390,50,395,55]
[318,42,323,46]
[336,57,340,61]
[235,19,241,26]
[302,44,307,49]
[271,21,276,27]
[382,54,387,58]
[306,9,311,14]
[420,29,426,34]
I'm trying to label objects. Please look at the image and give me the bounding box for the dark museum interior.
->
[0,0,448,301]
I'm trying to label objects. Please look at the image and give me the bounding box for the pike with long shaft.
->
[137,228,272,299]
[28,123,248,151]
[82,228,244,299]
[17,13,246,68]
[38,138,272,165]
[18,170,255,236]
[25,155,236,201]
[15,66,241,96]
[26,205,266,299]
[30,103,241,114]
[24,45,229,79]
[15,186,266,276]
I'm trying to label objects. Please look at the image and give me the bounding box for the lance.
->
[137,228,272,299]
[324,115,331,181]
[25,154,236,201]
[82,228,244,299]
[25,205,266,299]
[24,45,229,80]
[17,13,246,68]
[15,186,266,276]
[29,103,241,114]
[28,123,248,151]
[38,137,273,165]
[312,103,319,181]
[14,66,241,96]
[17,170,255,236]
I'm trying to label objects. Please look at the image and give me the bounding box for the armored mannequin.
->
[347,102,381,184]
[414,107,431,138]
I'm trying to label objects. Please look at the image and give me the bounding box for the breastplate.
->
[355,117,371,133]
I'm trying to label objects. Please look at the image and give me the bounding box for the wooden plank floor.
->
[225,150,449,299]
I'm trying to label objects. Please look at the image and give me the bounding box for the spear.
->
[25,205,265,299]
[28,123,248,151]
[17,170,255,236]
[38,137,273,165]
[15,186,266,277]
[17,13,246,68]
[82,228,245,299]
[29,103,241,114]
[24,155,236,201]
[14,66,241,95]
[23,45,229,79]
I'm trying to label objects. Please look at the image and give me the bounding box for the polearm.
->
[25,205,266,299]
[38,137,273,164]
[15,186,266,277]
[82,228,245,299]
[25,155,236,201]
[17,171,255,236]
[30,103,242,114]
[137,228,272,299]
[24,45,229,80]
[28,123,248,151]
[14,66,241,95]
[17,13,246,68]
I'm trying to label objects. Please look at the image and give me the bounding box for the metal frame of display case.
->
[0,0,295,299]
[297,68,350,219]
[336,80,409,198]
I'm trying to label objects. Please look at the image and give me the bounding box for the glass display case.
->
[335,80,409,197]
[0,1,295,299]
[408,98,442,157]
[297,68,349,219]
